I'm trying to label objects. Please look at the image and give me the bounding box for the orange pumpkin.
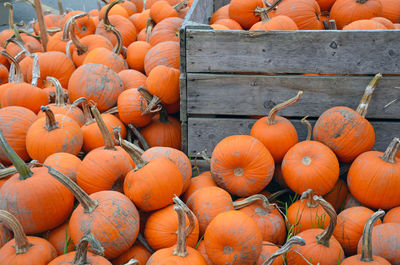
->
[144,41,180,75]
[111,242,152,265]
[0,64,8,85]
[61,11,96,38]
[118,69,147,89]
[146,65,180,105]
[256,236,306,265]
[334,206,381,256]
[313,74,381,162]
[44,152,81,182]
[126,41,152,72]
[286,196,345,265]
[196,240,214,265]
[371,17,396,28]
[343,19,387,30]
[380,0,400,23]
[130,10,150,32]
[323,178,349,213]
[117,88,154,127]
[210,24,230,30]
[183,171,216,202]
[250,91,302,163]
[47,221,75,255]
[213,18,243,30]
[149,17,183,45]
[250,15,298,30]
[275,0,324,29]
[0,210,57,265]
[384,206,400,224]
[99,3,131,18]
[210,5,230,24]
[146,0,180,9]
[229,0,264,29]
[211,135,275,197]
[204,210,262,265]
[150,1,178,23]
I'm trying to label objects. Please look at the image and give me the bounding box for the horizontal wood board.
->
[187,74,400,119]
[186,29,400,75]
[187,117,400,157]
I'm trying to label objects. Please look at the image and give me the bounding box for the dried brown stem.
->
[0,50,23,83]
[0,210,33,254]
[41,106,60,131]
[34,0,48,51]
[360,210,385,261]
[262,236,306,265]
[120,139,147,169]
[31,53,40,87]
[300,189,318,208]
[233,194,270,210]
[268,91,303,125]
[128,124,149,151]
[356,73,382,117]
[46,77,65,106]
[301,116,312,141]
[73,234,104,264]
[380,137,400,164]
[90,103,116,150]
[314,196,337,247]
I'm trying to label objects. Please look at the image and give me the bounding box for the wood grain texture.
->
[182,0,213,25]
[213,0,230,10]
[187,117,400,156]
[187,73,400,119]
[186,30,400,75]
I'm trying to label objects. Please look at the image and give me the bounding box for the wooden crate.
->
[180,0,400,157]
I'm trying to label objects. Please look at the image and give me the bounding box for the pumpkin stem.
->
[267,189,290,202]
[128,124,150,151]
[137,233,155,254]
[198,150,211,164]
[158,107,170,123]
[102,106,118,114]
[4,2,14,31]
[66,40,74,62]
[300,189,318,208]
[62,13,87,41]
[111,26,123,54]
[90,103,116,151]
[46,76,66,106]
[173,196,196,237]
[138,87,162,115]
[123,259,140,265]
[43,164,99,213]
[31,53,41,87]
[114,127,145,155]
[0,160,37,180]
[70,21,88,55]
[356,73,382,117]
[41,106,60,131]
[254,7,270,22]
[120,138,147,169]
[233,194,271,211]
[262,236,306,265]
[267,91,303,125]
[0,50,23,83]
[0,130,33,180]
[73,233,104,264]
[173,0,189,12]
[0,210,33,254]
[103,0,123,32]
[5,38,31,59]
[314,196,337,247]
[380,137,400,164]
[33,0,49,51]
[58,0,64,15]
[80,99,96,126]
[360,209,385,262]
[301,116,312,141]
[145,18,154,43]
[172,200,189,257]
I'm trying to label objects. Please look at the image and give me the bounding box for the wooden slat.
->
[187,117,400,156]
[182,0,213,26]
[187,74,400,119]
[213,0,230,10]
[186,30,400,75]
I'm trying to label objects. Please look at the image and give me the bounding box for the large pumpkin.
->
[144,41,180,75]
[229,0,264,29]
[275,0,324,29]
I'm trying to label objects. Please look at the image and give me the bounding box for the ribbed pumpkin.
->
[0,210,57,265]
[235,194,286,245]
[256,236,306,265]
[384,206,400,223]
[0,131,74,234]
[149,17,183,45]
[68,63,124,112]
[99,3,130,18]
[333,206,381,256]
[211,135,274,197]
[147,196,207,265]
[44,165,139,259]
[150,1,178,23]
[342,210,390,265]
[286,196,344,265]
[44,152,81,182]
[5,35,43,59]
[48,234,111,265]
[37,77,85,126]
[250,15,298,30]
[26,106,83,163]
[323,178,349,213]
[130,10,150,32]
[275,0,324,29]
[144,41,180,75]
[380,0,400,23]
[142,146,192,192]
[118,69,147,89]
[343,19,387,30]
[117,88,154,127]
[282,117,340,195]
[214,18,243,30]
[61,11,96,38]
[250,91,302,163]
[187,186,234,235]
[183,171,216,202]
[287,189,330,235]
[204,210,262,265]
[122,139,183,211]
[111,242,152,265]
[146,65,180,106]
[229,0,264,29]
[313,73,381,162]
[330,0,383,29]
[356,222,400,264]
[348,137,400,209]
[146,0,180,8]
[0,106,37,164]
[47,221,75,255]
[126,41,152,72]
[371,17,396,28]
[77,104,133,194]
[144,201,199,250]
[83,46,128,73]
[210,4,230,24]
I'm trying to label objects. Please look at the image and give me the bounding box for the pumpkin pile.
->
[210,0,400,30]
[0,0,399,264]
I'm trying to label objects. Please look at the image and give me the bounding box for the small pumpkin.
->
[229,0,264,29]
[0,210,57,265]
[323,178,349,213]
[149,0,187,23]
[343,19,387,30]
[384,206,400,224]
[144,41,180,75]
[210,5,230,24]
[126,41,152,72]
[149,17,183,45]
[371,17,396,28]
[275,0,324,29]
[118,69,147,89]
[146,65,180,105]
[61,11,96,38]
[117,88,154,127]
[183,171,216,202]
[44,152,81,183]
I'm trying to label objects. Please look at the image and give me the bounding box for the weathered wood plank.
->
[186,30,400,75]
[187,117,400,157]
[182,0,213,26]
[187,74,400,119]
[213,0,230,10]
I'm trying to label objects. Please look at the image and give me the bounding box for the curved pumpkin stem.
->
[145,18,154,43]
[138,87,162,115]
[128,124,149,151]
[173,196,196,237]
[33,0,48,51]
[41,106,60,131]
[0,131,33,180]
[380,137,400,164]
[233,194,271,211]
[90,103,116,151]
[267,91,303,125]
[300,189,318,208]
[120,138,147,169]
[301,116,312,141]
[46,76,66,106]
[5,38,31,59]
[360,209,385,262]
[43,164,99,213]
[73,233,104,264]
[111,26,123,54]
[172,197,191,257]
[0,160,37,180]
[0,50,23,83]
[314,196,337,247]
[356,73,382,118]
[262,236,306,265]
[79,98,96,126]
[266,189,289,202]
[103,0,123,32]
[70,21,88,55]
[114,127,145,155]
[0,210,33,254]
[62,13,87,41]
[173,0,189,12]
[4,2,14,31]
[31,53,40,87]
[255,0,282,23]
